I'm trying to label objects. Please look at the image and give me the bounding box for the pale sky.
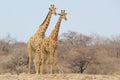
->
[0,0,120,42]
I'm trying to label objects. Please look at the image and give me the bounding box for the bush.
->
[1,49,28,74]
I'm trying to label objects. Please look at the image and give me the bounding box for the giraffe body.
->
[39,10,67,74]
[27,5,57,74]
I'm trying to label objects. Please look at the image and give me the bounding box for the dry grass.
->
[0,73,120,80]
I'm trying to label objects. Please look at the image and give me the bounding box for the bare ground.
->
[0,73,120,80]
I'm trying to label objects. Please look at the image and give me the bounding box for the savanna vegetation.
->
[0,31,120,75]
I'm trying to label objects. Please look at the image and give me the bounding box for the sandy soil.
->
[0,73,120,80]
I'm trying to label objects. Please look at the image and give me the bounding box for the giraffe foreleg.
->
[50,50,54,74]
[34,50,40,74]
[40,48,45,74]
[53,49,58,74]
[45,54,50,74]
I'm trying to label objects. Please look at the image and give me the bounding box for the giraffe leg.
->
[53,46,58,75]
[40,49,45,74]
[27,43,32,74]
[34,51,40,74]
[53,50,58,74]
[50,52,53,74]
[45,54,49,74]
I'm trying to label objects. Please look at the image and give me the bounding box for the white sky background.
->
[0,0,120,42]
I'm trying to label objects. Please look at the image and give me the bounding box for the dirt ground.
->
[0,73,120,80]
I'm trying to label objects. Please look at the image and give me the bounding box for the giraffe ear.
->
[49,8,51,10]
[65,17,67,21]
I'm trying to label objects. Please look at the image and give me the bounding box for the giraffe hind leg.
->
[53,50,58,74]
[40,49,45,74]
[27,43,32,74]
[50,53,53,74]
[34,52,40,74]
[45,54,50,74]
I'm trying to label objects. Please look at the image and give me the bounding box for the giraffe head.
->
[58,10,67,20]
[49,4,57,15]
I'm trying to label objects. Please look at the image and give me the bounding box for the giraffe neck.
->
[35,11,52,38]
[41,11,52,26]
[49,17,62,41]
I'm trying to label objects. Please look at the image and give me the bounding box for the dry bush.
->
[65,46,93,73]
[1,32,120,75]
[86,64,102,74]
[59,32,93,73]
[59,31,120,74]
[3,52,28,74]
[0,39,30,74]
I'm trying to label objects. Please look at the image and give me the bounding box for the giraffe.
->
[40,10,67,74]
[27,5,57,74]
